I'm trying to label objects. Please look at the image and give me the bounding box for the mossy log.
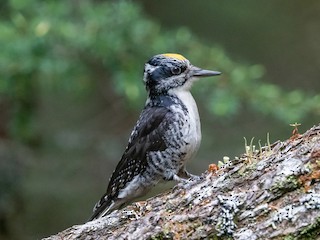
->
[44,124,320,240]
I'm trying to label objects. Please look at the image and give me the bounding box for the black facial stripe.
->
[148,65,187,79]
[150,67,171,81]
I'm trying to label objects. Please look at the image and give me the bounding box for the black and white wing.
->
[89,106,174,220]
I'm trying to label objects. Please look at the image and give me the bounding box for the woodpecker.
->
[89,53,221,221]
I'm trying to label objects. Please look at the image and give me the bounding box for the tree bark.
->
[44,124,320,240]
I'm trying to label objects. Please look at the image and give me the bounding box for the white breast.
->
[174,89,202,159]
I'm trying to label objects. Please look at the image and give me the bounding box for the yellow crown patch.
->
[162,53,187,61]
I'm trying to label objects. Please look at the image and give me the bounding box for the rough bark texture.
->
[44,124,320,240]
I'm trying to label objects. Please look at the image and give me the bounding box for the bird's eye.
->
[171,67,182,75]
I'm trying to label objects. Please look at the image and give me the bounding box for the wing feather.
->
[89,106,173,220]
[107,106,172,196]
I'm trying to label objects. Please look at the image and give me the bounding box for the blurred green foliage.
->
[0,0,320,239]
[1,0,319,144]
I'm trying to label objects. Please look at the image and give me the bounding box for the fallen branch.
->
[44,124,320,239]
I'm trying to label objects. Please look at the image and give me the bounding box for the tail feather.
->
[88,195,128,221]
[88,196,113,221]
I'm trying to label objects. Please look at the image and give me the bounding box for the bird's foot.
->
[178,170,202,181]
[189,174,203,181]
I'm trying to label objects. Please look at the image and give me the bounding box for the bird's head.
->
[143,53,221,96]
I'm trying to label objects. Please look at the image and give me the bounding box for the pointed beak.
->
[190,66,221,77]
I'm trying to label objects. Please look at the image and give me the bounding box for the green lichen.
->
[151,230,174,240]
[270,175,301,197]
[236,161,258,178]
[283,235,295,240]
[298,216,320,240]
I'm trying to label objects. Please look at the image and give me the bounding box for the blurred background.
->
[0,0,319,239]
